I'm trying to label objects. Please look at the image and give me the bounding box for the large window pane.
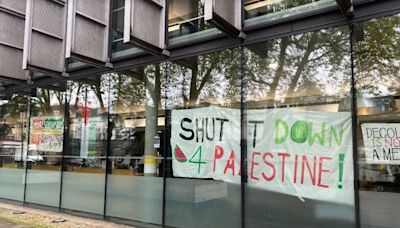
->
[111,0,143,59]
[61,80,108,215]
[355,14,400,228]
[0,95,28,201]
[165,49,241,228]
[168,0,220,45]
[105,66,165,225]
[244,26,355,227]
[25,88,64,207]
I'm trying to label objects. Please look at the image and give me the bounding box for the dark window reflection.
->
[66,81,107,169]
[61,80,107,215]
[168,0,211,39]
[105,65,165,224]
[0,95,28,201]
[107,69,165,177]
[111,0,135,53]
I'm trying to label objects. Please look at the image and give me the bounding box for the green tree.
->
[355,15,400,96]
[245,25,350,105]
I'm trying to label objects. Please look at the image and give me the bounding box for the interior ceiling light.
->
[244,0,283,11]
[168,24,181,32]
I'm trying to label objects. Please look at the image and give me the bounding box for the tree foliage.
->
[355,15,400,96]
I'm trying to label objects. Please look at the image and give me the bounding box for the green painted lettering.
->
[275,119,288,144]
[329,123,344,146]
[308,122,326,146]
[290,120,309,144]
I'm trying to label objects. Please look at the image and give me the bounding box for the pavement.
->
[0,220,28,228]
[0,202,134,228]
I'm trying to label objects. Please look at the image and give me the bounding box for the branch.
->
[198,67,213,93]
[197,58,218,93]
[308,51,330,62]
[248,69,271,86]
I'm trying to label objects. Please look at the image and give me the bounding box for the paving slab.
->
[0,202,134,228]
[0,220,29,228]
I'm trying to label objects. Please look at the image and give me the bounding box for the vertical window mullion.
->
[350,23,361,228]
[22,93,32,205]
[103,76,112,220]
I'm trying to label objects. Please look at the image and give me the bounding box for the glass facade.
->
[61,81,108,215]
[244,26,355,228]
[0,95,28,202]
[111,0,142,59]
[168,0,204,38]
[355,15,400,228]
[167,0,221,45]
[244,0,337,27]
[0,1,400,227]
[164,49,242,228]
[105,67,164,224]
[25,88,64,207]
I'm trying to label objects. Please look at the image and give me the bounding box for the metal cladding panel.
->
[0,45,27,80]
[132,0,161,46]
[32,0,65,37]
[76,0,107,23]
[30,31,65,72]
[0,0,26,14]
[205,0,242,37]
[124,0,166,54]
[0,1,27,81]
[23,0,67,74]
[0,11,25,48]
[66,0,110,64]
[74,16,106,60]
[214,0,236,27]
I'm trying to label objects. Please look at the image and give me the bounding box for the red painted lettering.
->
[262,152,276,181]
[278,152,290,182]
[250,152,261,180]
[293,154,299,184]
[223,151,235,175]
[214,146,224,172]
[301,155,317,185]
[317,156,332,188]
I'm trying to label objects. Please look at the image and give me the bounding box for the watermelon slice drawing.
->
[174,145,187,163]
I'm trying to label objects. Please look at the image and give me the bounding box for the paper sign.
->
[30,117,64,152]
[361,123,400,164]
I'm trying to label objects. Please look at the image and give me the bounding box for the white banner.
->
[247,109,354,205]
[171,106,354,205]
[361,123,400,164]
[171,106,240,183]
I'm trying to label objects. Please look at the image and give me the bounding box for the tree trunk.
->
[189,66,199,107]
[144,65,161,176]
[74,83,82,106]
[267,38,289,101]
[286,32,318,100]
[92,84,105,110]
[115,74,123,112]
